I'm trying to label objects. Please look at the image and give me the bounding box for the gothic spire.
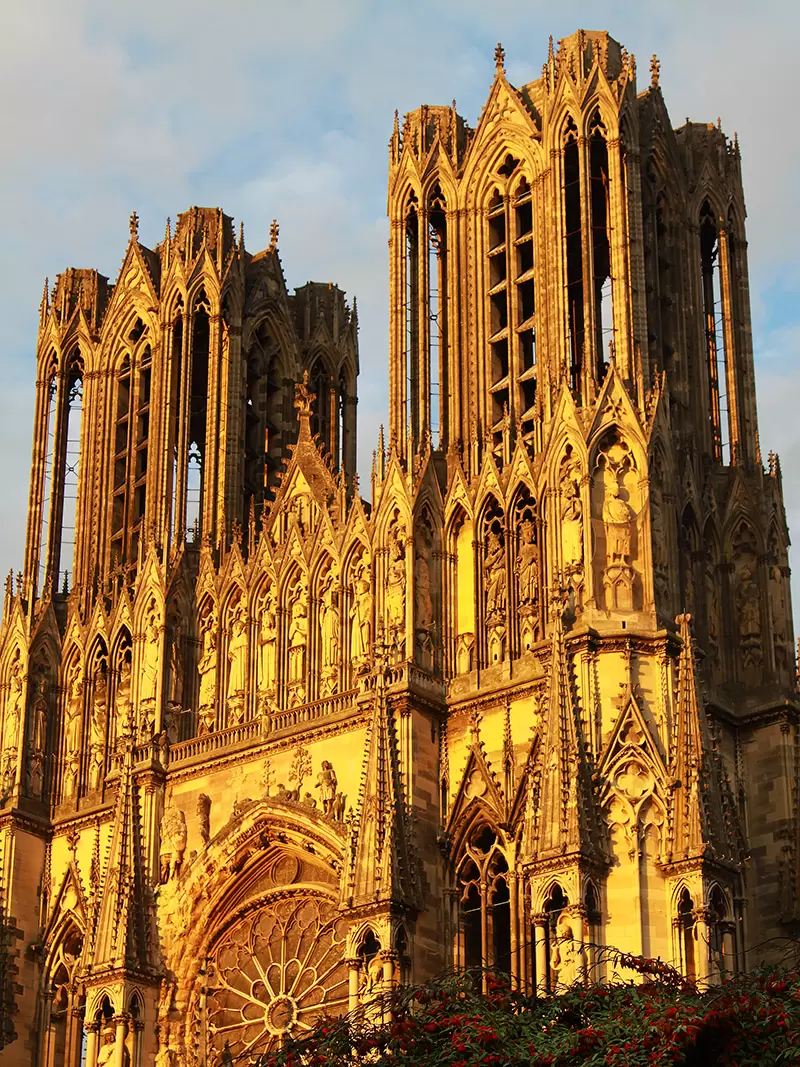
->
[345,645,421,910]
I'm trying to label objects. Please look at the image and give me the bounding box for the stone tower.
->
[0,29,797,1067]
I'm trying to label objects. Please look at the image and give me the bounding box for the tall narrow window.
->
[110,356,132,566]
[405,201,420,444]
[487,187,509,453]
[429,186,447,448]
[169,312,183,544]
[59,356,83,590]
[37,367,58,593]
[131,345,151,561]
[700,203,729,463]
[564,119,584,394]
[310,359,331,451]
[514,179,536,443]
[589,112,613,379]
[186,295,210,537]
[678,888,696,979]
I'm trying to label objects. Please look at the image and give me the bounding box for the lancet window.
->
[428,184,448,448]
[110,330,151,568]
[36,353,58,594]
[455,825,511,983]
[699,201,731,464]
[42,923,84,1067]
[58,350,84,591]
[486,162,537,455]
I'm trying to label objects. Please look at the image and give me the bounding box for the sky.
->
[1,0,798,617]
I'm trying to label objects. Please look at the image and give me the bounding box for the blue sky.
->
[1,0,798,616]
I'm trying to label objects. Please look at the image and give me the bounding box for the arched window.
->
[699,202,729,463]
[310,357,331,452]
[58,351,84,590]
[43,924,84,1067]
[677,888,696,979]
[428,184,448,449]
[589,111,613,378]
[455,825,511,985]
[708,885,735,982]
[36,357,59,594]
[405,193,420,449]
[563,118,583,394]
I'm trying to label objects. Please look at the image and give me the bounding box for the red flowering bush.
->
[257,950,800,1067]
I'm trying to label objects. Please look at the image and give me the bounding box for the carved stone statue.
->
[560,458,583,572]
[288,579,308,685]
[197,793,211,847]
[602,473,634,564]
[197,616,217,730]
[385,523,406,640]
[26,676,48,799]
[737,564,761,640]
[315,760,338,815]
[168,621,184,707]
[227,602,248,698]
[319,573,340,696]
[88,673,108,791]
[516,519,539,605]
[483,530,506,616]
[117,655,132,732]
[350,561,373,662]
[257,590,277,695]
[415,528,433,632]
[2,657,23,756]
[161,805,188,882]
[140,601,161,704]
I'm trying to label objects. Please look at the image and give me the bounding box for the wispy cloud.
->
[1,0,798,615]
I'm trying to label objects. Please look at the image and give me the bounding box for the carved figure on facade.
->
[196,793,211,847]
[288,576,309,704]
[88,673,108,791]
[2,653,23,764]
[315,760,338,815]
[515,515,540,651]
[319,569,340,697]
[736,562,762,680]
[593,434,640,611]
[385,516,406,656]
[197,610,217,733]
[227,597,248,722]
[415,517,435,669]
[168,617,184,709]
[258,587,277,696]
[160,804,188,882]
[769,561,791,673]
[483,529,506,618]
[350,556,373,669]
[26,671,49,799]
[560,450,584,576]
[63,663,83,798]
[140,598,161,706]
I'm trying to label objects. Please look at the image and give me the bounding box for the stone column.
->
[508,870,519,989]
[84,1024,100,1067]
[381,949,398,991]
[533,915,548,996]
[113,1015,129,1067]
[693,910,712,985]
[346,959,361,1013]
[66,1004,85,1067]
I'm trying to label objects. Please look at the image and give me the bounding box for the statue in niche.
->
[415,524,433,630]
[26,674,48,799]
[288,579,308,689]
[88,673,108,791]
[736,564,762,677]
[227,600,248,699]
[140,601,161,705]
[315,760,338,815]
[160,804,188,882]
[117,655,133,733]
[197,614,217,733]
[168,620,184,708]
[257,588,277,695]
[63,665,83,797]
[560,455,584,575]
[196,793,211,847]
[705,561,720,661]
[769,563,790,671]
[385,521,406,648]
[2,655,23,756]
[350,559,373,665]
[551,913,586,988]
[516,518,539,606]
[602,471,634,564]
[483,530,506,617]
[319,572,340,696]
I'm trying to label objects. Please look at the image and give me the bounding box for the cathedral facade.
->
[0,28,798,1067]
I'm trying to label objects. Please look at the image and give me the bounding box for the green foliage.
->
[258,952,800,1067]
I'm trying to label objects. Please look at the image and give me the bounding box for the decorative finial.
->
[269,219,279,250]
[717,116,722,131]
[129,211,139,239]
[294,368,315,423]
[494,42,505,72]
[650,54,660,88]
[548,35,555,65]
[239,220,245,251]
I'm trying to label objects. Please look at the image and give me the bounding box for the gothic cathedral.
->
[0,29,797,1067]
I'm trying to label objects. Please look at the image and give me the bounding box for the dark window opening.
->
[590,117,613,381]
[564,127,583,395]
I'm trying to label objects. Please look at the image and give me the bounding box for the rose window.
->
[205,892,349,1060]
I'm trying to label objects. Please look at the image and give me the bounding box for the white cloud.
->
[1,0,799,627]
